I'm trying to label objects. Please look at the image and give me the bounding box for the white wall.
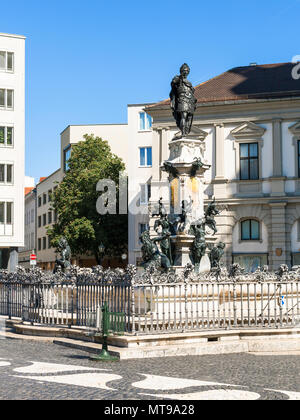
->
[291,220,300,253]
[232,220,268,253]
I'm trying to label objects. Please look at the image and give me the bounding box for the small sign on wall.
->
[276,248,283,257]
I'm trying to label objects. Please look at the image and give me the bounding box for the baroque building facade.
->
[132,63,300,272]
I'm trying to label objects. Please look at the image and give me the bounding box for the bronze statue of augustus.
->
[170,63,197,138]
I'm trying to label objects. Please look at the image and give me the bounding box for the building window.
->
[64,146,71,172]
[0,164,13,184]
[48,189,52,202]
[48,236,51,249]
[0,127,13,147]
[0,202,13,235]
[6,203,12,224]
[48,211,52,224]
[38,196,42,207]
[241,219,260,241]
[0,51,14,72]
[140,183,151,205]
[0,89,14,109]
[31,232,34,250]
[43,214,47,226]
[38,238,41,251]
[140,147,152,167]
[240,143,259,180]
[38,216,41,228]
[233,254,268,273]
[139,112,152,131]
[43,237,46,250]
[43,193,47,205]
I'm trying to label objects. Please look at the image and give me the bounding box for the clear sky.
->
[1,0,300,181]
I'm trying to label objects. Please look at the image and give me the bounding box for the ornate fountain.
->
[140,64,225,274]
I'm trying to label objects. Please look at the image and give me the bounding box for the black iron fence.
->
[0,265,300,335]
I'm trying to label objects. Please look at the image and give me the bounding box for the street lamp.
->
[98,243,105,266]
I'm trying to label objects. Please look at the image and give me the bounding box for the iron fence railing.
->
[0,265,300,335]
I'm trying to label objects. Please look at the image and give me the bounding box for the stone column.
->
[269,202,288,270]
[213,123,228,199]
[214,123,225,180]
[272,119,283,177]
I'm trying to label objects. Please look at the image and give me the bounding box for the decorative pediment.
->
[230,122,266,140]
[289,121,300,135]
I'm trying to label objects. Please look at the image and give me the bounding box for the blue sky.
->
[1,0,300,181]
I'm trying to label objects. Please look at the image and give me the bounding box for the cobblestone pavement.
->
[0,336,299,400]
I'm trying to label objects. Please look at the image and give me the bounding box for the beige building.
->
[36,171,61,270]
[35,123,129,270]
[141,62,300,272]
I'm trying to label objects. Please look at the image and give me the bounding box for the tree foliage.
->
[47,134,127,263]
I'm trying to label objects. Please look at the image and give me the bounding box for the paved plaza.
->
[0,335,299,400]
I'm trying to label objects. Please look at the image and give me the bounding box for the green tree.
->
[47,134,127,264]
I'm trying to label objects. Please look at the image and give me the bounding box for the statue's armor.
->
[171,76,196,114]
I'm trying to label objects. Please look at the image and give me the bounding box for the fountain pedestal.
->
[159,135,213,273]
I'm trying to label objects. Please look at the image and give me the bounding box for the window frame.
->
[139,147,152,167]
[239,142,259,181]
[140,183,151,205]
[64,145,72,172]
[0,126,14,147]
[0,201,13,235]
[0,163,13,184]
[139,112,152,132]
[241,219,260,241]
[0,51,14,73]
[0,89,14,110]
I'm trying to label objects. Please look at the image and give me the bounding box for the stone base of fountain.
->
[171,233,217,274]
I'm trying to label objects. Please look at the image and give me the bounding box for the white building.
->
[128,104,154,265]
[0,33,26,270]
[24,105,154,269]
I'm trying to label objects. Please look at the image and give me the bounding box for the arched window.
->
[241,219,260,241]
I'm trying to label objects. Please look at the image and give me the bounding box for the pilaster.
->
[270,119,286,197]
[268,202,288,270]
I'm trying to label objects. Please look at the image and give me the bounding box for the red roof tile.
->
[24,187,34,196]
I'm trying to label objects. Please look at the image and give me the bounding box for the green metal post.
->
[90,303,119,362]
